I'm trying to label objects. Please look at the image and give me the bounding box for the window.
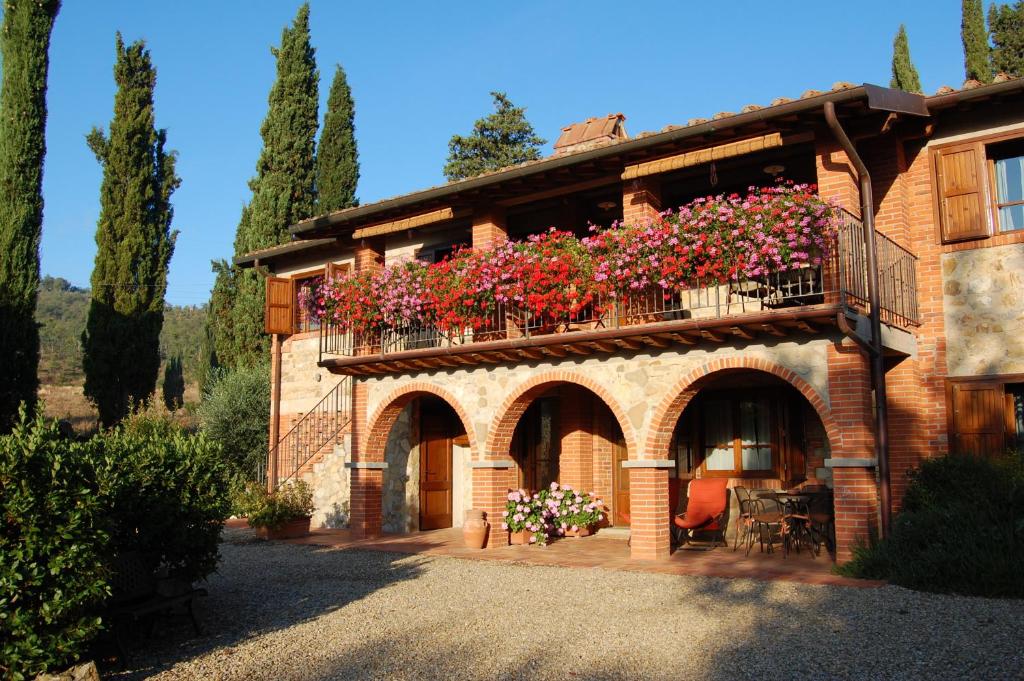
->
[933,132,1024,243]
[947,376,1024,457]
[989,138,1024,232]
[293,272,323,333]
[699,392,778,477]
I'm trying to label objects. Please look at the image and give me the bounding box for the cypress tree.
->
[990,1,1024,77]
[0,0,61,430]
[82,34,180,427]
[890,25,923,93]
[162,355,185,411]
[217,3,318,368]
[443,91,546,182]
[962,0,994,82]
[316,64,359,213]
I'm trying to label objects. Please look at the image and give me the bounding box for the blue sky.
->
[36,0,973,306]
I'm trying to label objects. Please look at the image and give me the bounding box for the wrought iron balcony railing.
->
[319,212,918,362]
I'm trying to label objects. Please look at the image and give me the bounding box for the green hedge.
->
[0,408,109,680]
[838,454,1024,598]
[93,412,232,583]
[0,408,232,679]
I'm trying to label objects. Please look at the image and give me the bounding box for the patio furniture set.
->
[669,478,836,558]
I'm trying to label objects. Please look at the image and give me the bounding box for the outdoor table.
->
[752,489,818,555]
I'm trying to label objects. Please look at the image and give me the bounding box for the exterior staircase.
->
[264,376,352,488]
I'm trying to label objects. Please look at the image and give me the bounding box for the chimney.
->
[552,113,627,156]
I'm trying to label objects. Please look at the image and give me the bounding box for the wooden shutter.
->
[934,142,990,242]
[325,261,349,283]
[949,381,1004,457]
[264,277,295,335]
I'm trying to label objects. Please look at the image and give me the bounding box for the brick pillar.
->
[355,236,385,272]
[827,338,879,562]
[814,136,860,215]
[348,238,385,538]
[622,177,662,223]
[558,387,593,492]
[348,379,383,537]
[472,207,507,250]
[885,357,925,511]
[472,464,516,548]
[628,467,671,560]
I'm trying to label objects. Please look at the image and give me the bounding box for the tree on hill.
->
[162,355,185,410]
[214,3,319,369]
[82,34,180,427]
[316,64,359,213]
[443,91,546,182]
[0,0,61,430]
[962,0,993,82]
[890,25,922,93]
[990,1,1024,76]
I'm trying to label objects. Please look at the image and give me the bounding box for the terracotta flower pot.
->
[463,515,489,549]
[509,530,532,545]
[252,516,311,540]
[564,525,592,538]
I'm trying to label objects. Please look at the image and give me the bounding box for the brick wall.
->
[472,207,507,250]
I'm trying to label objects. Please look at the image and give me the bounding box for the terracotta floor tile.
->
[272,527,882,589]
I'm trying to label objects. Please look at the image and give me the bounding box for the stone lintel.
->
[824,457,877,468]
[621,459,676,469]
[345,461,388,470]
[468,460,515,469]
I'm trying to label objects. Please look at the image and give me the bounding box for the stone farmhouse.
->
[236,77,1024,562]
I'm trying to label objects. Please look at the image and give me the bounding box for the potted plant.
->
[547,483,604,537]
[502,489,548,545]
[246,480,314,540]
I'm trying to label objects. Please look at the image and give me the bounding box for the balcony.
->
[318,212,918,376]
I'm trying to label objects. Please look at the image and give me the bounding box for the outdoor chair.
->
[731,486,756,552]
[746,495,785,556]
[672,478,729,549]
[805,488,836,556]
[106,551,207,660]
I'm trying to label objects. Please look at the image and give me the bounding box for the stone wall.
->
[364,337,833,461]
[382,404,418,533]
[942,243,1024,377]
[309,434,351,529]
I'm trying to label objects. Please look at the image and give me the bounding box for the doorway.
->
[419,399,454,530]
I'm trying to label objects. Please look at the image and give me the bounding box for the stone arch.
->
[483,369,639,462]
[364,382,478,462]
[643,356,840,459]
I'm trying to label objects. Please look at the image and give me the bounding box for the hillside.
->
[36,276,209,388]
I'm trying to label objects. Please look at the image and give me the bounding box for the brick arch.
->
[363,382,478,462]
[483,369,639,462]
[644,356,840,459]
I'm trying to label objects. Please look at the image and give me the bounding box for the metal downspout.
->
[824,101,893,539]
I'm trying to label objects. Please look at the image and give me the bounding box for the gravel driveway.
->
[110,529,1024,681]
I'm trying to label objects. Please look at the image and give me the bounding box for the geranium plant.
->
[502,482,605,544]
[502,488,549,545]
[309,183,837,343]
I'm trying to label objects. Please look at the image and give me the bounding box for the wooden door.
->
[612,434,630,526]
[950,381,1005,457]
[419,410,453,530]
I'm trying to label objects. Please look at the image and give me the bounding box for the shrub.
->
[90,411,232,583]
[838,454,1024,597]
[502,482,605,545]
[197,364,269,479]
[246,480,314,530]
[0,407,109,680]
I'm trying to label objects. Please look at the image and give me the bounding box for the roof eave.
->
[290,85,890,238]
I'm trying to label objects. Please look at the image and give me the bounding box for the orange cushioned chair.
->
[672,478,729,549]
